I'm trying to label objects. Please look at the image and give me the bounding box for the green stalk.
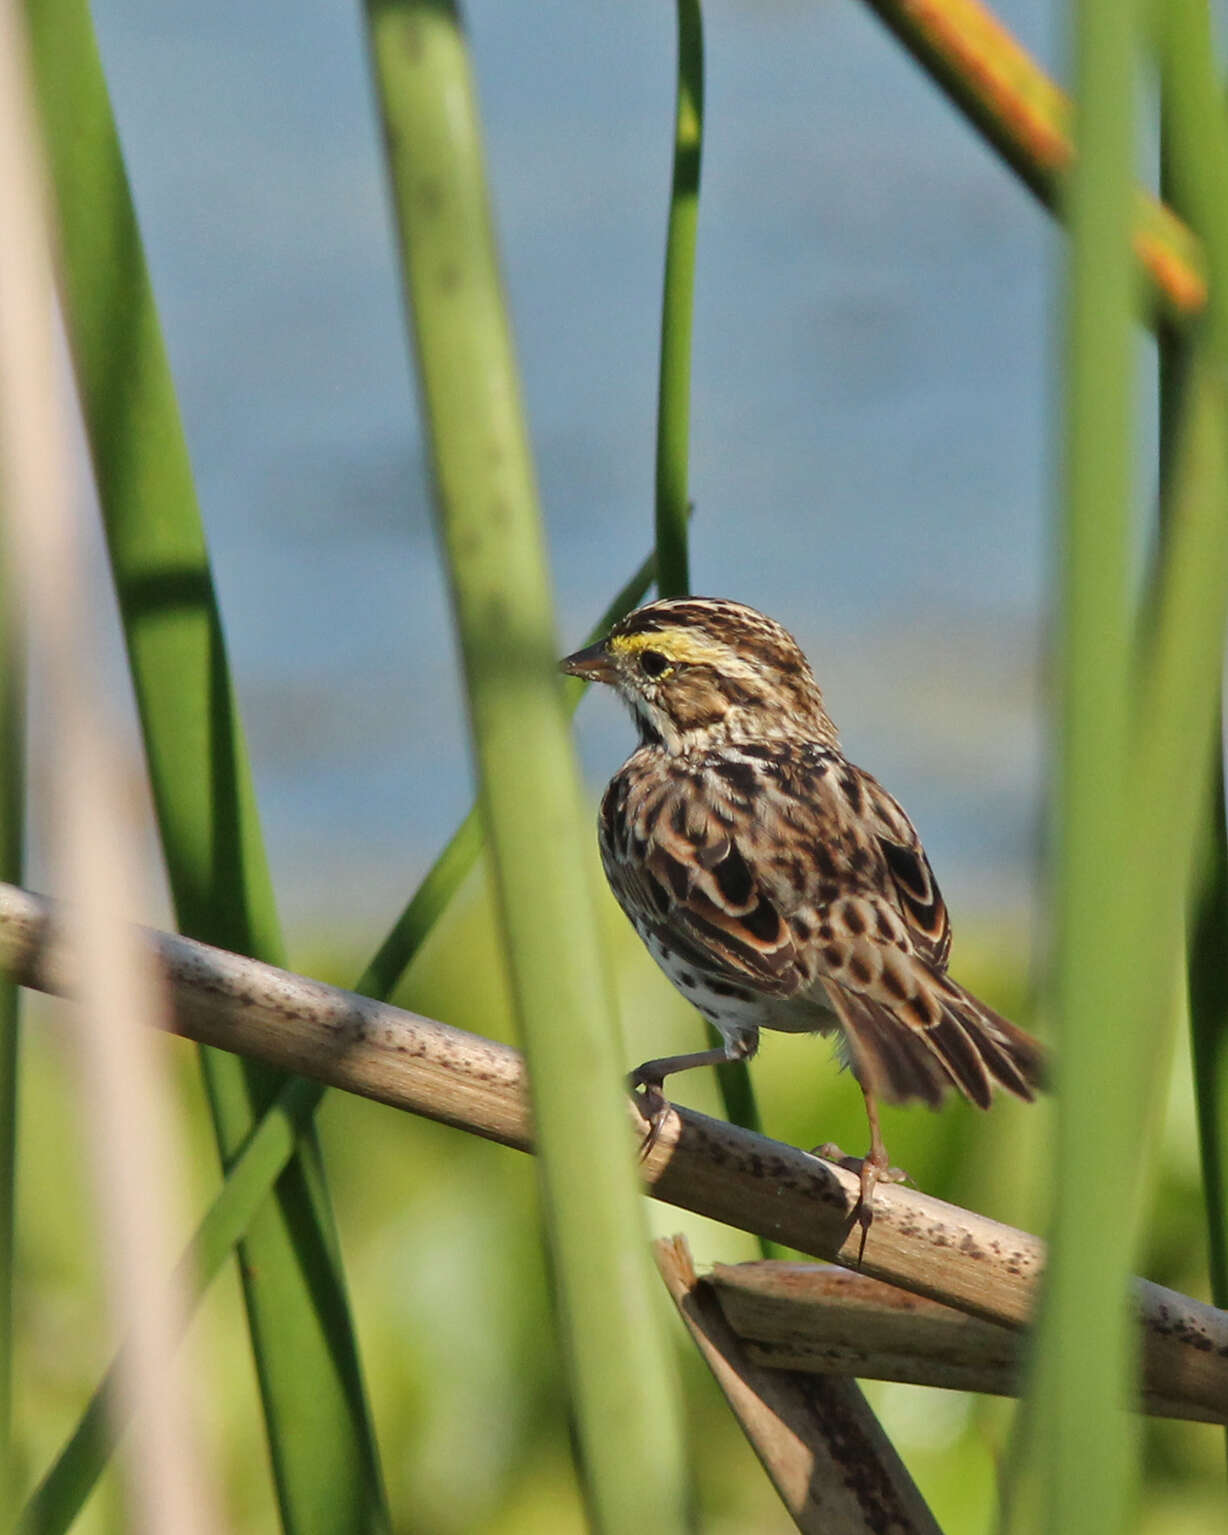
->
[1157,64,1228,1407]
[653,0,763,1152]
[22,6,387,1529]
[654,0,702,601]
[16,538,661,1531]
[1133,344,1228,1004]
[1126,316,1228,1311]
[1190,754,1228,1309]
[1154,13,1228,1297]
[363,3,690,1529]
[1025,0,1139,1526]
[1113,323,1228,1449]
[0,517,21,1518]
[1023,4,1228,1527]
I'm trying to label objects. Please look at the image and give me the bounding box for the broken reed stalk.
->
[703,1259,1225,1425]
[654,1236,942,1535]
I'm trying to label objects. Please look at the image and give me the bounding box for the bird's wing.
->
[854,770,952,967]
[602,772,803,994]
[600,749,1047,1109]
[797,759,1042,1106]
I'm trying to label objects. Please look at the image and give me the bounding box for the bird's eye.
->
[639,649,670,679]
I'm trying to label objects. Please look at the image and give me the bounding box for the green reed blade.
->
[654,0,703,602]
[21,4,387,1529]
[1190,756,1228,1312]
[652,0,763,1155]
[1019,5,1228,1531]
[1148,7,1228,1325]
[1157,80,1228,1446]
[1022,0,1140,1529]
[362,1,691,1527]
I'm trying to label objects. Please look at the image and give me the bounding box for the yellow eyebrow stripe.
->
[608,629,721,665]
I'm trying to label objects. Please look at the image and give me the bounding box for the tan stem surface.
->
[708,1260,1226,1424]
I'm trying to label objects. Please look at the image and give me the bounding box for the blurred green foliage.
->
[13,866,1224,1532]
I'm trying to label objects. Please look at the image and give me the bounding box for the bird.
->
[561,595,1046,1227]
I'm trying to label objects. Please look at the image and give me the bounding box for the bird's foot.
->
[628,1070,671,1159]
[812,1142,908,1187]
[812,1143,908,1265]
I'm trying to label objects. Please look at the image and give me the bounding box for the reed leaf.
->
[651,1,763,1157]
[1147,0,1228,1330]
[655,0,702,602]
[21,3,387,1528]
[362,1,690,1526]
[1024,0,1140,1527]
[1190,757,1228,1311]
[1021,3,1228,1528]
[1157,66,1228,1359]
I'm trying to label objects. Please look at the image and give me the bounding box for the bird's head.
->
[561,597,837,753]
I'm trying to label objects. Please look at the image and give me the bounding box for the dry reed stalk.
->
[655,1236,941,1535]
[0,880,1225,1427]
[0,10,213,1529]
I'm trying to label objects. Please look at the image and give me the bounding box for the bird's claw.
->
[629,1075,670,1159]
[812,1142,910,1265]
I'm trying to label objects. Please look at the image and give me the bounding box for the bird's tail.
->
[824,970,1048,1111]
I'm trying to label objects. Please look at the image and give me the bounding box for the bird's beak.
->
[560,639,617,684]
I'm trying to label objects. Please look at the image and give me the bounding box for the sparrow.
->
[562,596,1046,1223]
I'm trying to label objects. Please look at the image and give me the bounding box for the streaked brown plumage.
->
[562,596,1046,1222]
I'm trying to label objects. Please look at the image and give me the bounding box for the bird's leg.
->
[857,1087,891,1223]
[813,1086,907,1261]
[852,1087,910,1260]
[630,1030,757,1155]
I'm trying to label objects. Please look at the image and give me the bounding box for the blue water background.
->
[85,0,1066,941]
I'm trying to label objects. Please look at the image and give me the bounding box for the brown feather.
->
[860,774,952,966]
[822,983,949,1107]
